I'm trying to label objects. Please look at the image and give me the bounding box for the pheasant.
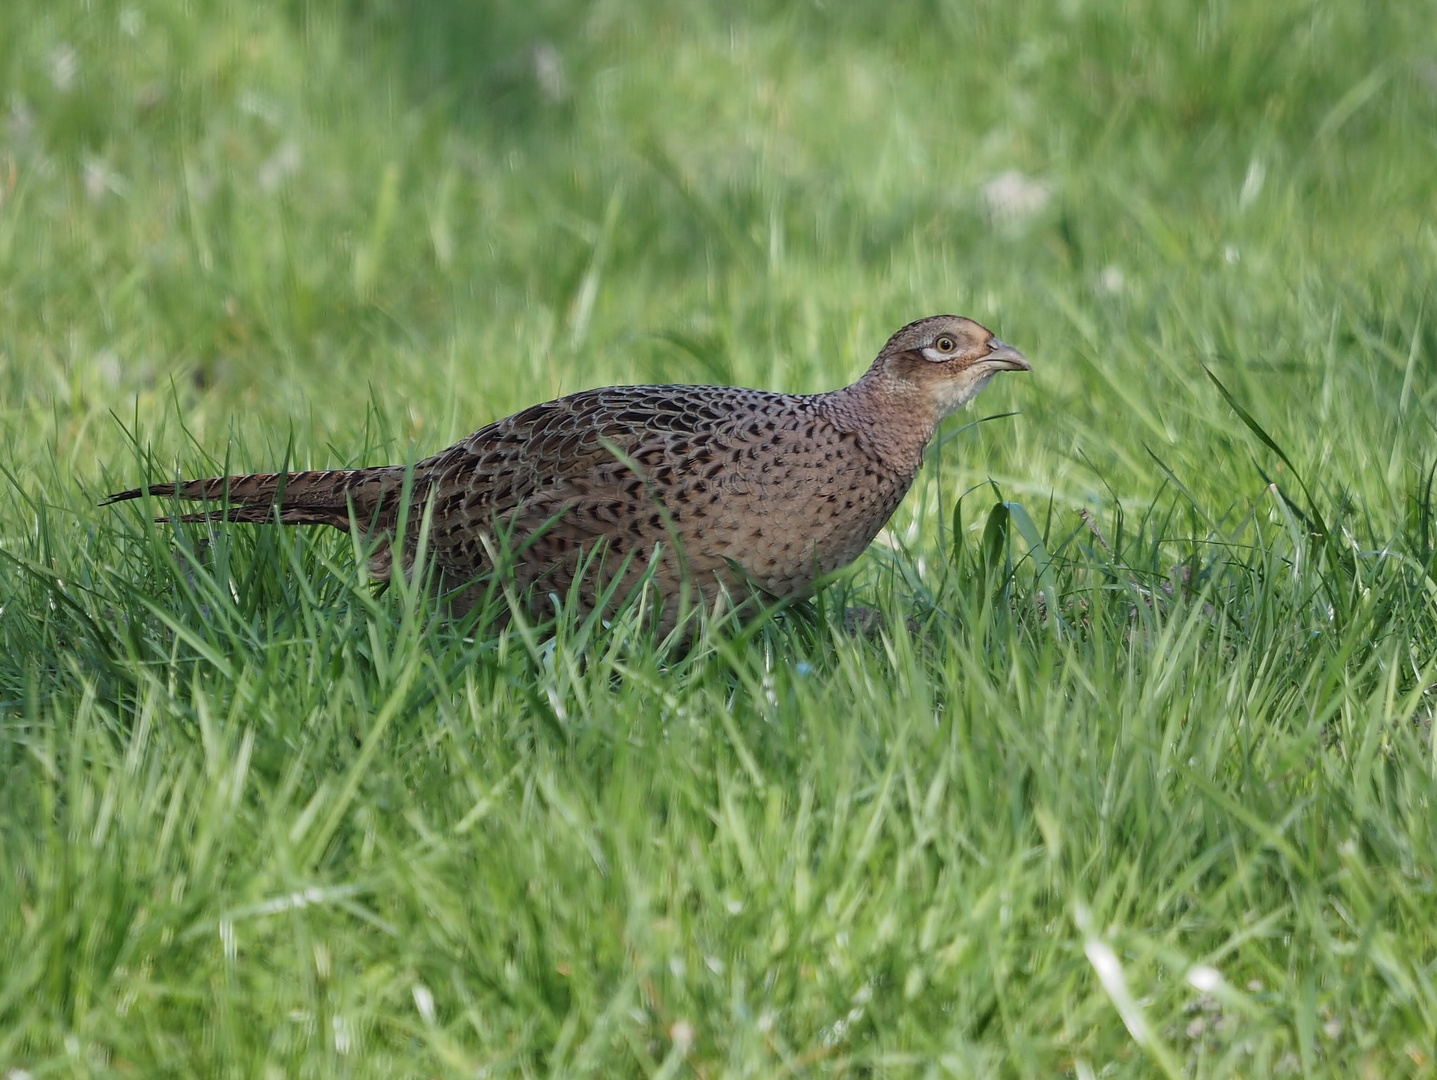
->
[108,315,1029,630]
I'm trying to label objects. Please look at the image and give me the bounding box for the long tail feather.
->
[104,467,412,530]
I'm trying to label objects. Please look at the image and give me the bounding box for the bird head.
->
[873,314,1029,419]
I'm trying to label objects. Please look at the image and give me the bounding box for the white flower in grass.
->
[533,42,568,103]
[95,349,122,387]
[1186,964,1223,993]
[982,170,1052,227]
[259,142,301,192]
[669,1020,694,1054]
[50,45,78,91]
[84,158,127,202]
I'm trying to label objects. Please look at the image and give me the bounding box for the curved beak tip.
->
[985,339,1031,372]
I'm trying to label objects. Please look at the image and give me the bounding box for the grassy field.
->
[3,0,1437,1075]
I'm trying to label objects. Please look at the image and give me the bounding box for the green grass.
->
[4,0,1437,1075]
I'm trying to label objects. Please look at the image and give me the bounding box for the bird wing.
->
[412,385,795,588]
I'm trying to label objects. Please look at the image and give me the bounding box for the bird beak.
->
[981,339,1030,372]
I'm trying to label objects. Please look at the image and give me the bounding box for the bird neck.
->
[819,367,940,473]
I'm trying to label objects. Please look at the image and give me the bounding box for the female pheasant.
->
[108,315,1029,629]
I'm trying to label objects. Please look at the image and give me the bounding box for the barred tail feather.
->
[104,467,412,530]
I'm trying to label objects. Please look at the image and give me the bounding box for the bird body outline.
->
[108,315,1030,629]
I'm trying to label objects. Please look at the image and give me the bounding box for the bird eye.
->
[935,335,956,352]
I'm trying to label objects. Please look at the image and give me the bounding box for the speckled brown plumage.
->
[107,315,1029,629]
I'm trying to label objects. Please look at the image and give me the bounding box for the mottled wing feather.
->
[407,384,916,617]
[414,387,773,599]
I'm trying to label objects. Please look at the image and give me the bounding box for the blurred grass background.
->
[2,0,1437,1076]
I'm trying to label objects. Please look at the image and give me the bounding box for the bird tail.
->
[104,466,413,529]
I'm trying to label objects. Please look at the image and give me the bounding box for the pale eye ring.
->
[935,335,957,352]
